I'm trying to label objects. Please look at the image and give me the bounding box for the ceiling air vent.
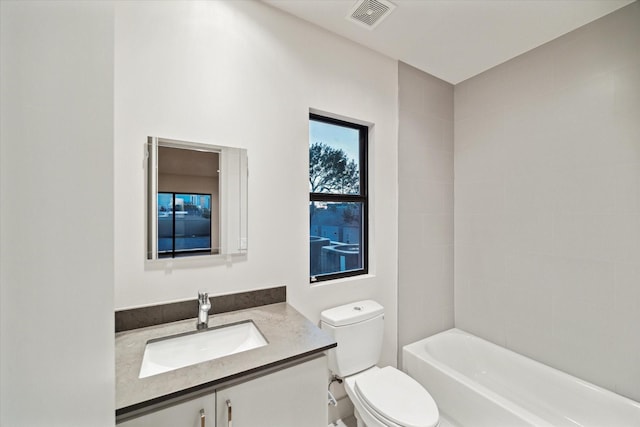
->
[347,0,396,30]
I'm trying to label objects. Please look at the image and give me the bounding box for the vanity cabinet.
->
[119,393,215,427]
[216,355,327,427]
[118,355,327,427]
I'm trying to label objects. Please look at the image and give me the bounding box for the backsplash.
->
[115,286,286,332]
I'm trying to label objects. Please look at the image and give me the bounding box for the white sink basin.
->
[139,320,268,378]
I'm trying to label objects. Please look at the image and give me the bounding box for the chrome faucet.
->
[197,291,211,330]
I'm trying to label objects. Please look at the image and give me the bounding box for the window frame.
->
[157,191,213,259]
[309,113,368,283]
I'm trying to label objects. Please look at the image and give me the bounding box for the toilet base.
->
[354,408,366,427]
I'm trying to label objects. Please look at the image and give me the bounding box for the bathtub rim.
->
[403,328,640,426]
[403,329,550,426]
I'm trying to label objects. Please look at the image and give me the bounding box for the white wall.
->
[113,0,398,368]
[455,2,640,401]
[397,62,454,359]
[0,1,115,426]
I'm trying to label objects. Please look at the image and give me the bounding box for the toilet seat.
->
[353,367,439,427]
[354,390,404,427]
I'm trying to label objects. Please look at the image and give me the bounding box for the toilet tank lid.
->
[320,300,384,327]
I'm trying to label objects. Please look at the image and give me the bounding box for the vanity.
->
[116,298,336,427]
[117,139,335,425]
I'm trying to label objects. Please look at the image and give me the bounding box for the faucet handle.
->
[196,291,211,330]
[198,292,211,310]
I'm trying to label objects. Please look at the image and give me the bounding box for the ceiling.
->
[263,0,635,84]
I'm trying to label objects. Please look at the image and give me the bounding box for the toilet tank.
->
[320,300,384,377]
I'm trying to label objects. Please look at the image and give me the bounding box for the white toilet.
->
[320,300,439,427]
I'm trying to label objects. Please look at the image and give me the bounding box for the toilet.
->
[320,300,439,427]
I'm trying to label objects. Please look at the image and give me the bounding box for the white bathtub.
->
[403,328,640,427]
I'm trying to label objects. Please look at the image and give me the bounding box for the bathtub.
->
[403,329,640,427]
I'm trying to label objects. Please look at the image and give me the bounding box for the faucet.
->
[197,291,211,330]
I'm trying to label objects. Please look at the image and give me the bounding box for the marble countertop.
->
[116,302,336,416]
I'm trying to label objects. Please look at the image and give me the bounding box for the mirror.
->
[146,137,248,260]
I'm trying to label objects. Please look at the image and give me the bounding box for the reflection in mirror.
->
[158,147,218,257]
[147,137,248,260]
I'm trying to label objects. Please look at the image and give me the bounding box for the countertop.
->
[115,302,336,417]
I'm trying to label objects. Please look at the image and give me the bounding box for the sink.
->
[139,320,268,378]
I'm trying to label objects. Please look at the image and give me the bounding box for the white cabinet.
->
[216,355,327,427]
[119,393,215,427]
[119,355,327,427]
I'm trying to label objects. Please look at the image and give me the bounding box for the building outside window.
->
[158,192,212,258]
[309,113,368,282]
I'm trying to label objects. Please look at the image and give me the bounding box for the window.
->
[158,192,212,258]
[309,113,368,282]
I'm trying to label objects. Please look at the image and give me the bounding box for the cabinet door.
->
[119,393,215,427]
[216,355,327,427]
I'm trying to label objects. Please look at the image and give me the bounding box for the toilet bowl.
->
[345,366,439,427]
[320,300,440,427]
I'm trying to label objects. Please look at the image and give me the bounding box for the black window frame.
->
[309,113,368,282]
